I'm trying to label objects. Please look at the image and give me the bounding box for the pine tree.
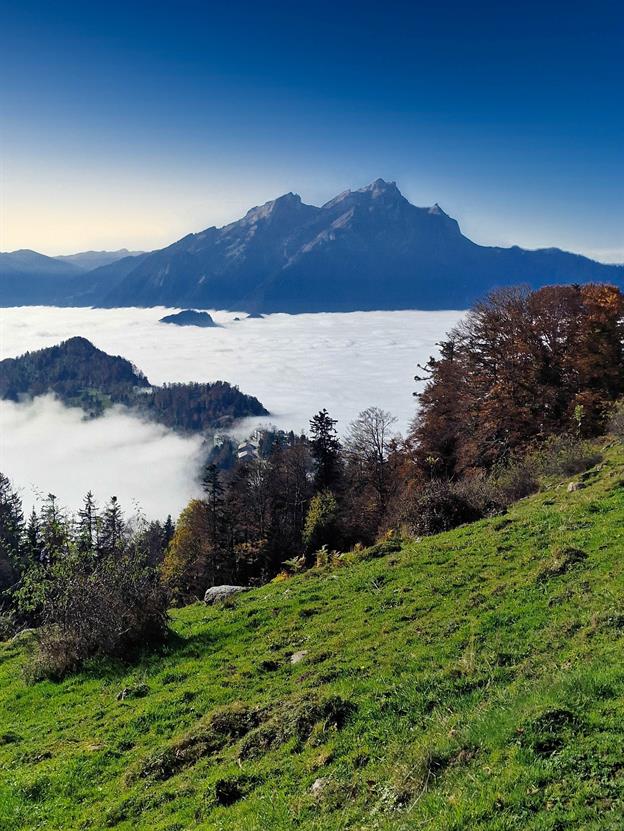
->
[39,493,69,565]
[24,509,43,568]
[201,464,226,585]
[99,496,125,557]
[76,491,98,557]
[162,515,175,549]
[0,473,24,593]
[309,409,342,491]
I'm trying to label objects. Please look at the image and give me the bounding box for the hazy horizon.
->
[3,180,624,266]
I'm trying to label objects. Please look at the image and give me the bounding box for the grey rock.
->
[204,585,250,604]
[567,481,586,492]
[290,650,308,664]
[311,777,330,795]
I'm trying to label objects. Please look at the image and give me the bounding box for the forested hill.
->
[0,336,268,430]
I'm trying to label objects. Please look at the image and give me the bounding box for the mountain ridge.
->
[2,180,622,310]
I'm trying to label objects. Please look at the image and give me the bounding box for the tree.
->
[309,409,342,491]
[345,407,398,515]
[161,499,212,602]
[162,515,175,549]
[0,473,23,598]
[412,284,624,476]
[24,509,43,569]
[99,496,125,557]
[76,491,97,556]
[303,491,340,557]
[39,494,69,565]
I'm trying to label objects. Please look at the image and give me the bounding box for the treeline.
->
[2,282,624,677]
[145,382,268,432]
[162,283,624,599]
[413,284,624,475]
[0,336,268,428]
[0,336,148,417]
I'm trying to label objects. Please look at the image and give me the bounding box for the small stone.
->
[290,650,308,664]
[567,481,586,492]
[311,777,329,795]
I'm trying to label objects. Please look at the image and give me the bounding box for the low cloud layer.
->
[0,395,204,519]
[0,306,464,517]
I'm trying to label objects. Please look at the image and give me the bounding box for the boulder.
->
[204,585,250,604]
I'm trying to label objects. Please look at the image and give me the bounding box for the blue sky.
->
[1,0,623,260]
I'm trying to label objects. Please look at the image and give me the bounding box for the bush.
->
[303,491,340,556]
[402,479,483,537]
[27,551,169,680]
[531,435,602,478]
[609,400,624,442]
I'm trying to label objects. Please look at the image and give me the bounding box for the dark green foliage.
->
[0,337,268,430]
[0,473,23,602]
[309,409,342,491]
[0,336,148,415]
[146,381,268,432]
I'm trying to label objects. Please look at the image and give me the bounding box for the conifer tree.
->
[39,493,69,565]
[77,491,98,556]
[99,496,124,557]
[309,409,342,491]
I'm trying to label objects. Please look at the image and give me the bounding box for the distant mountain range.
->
[54,249,145,272]
[2,180,622,311]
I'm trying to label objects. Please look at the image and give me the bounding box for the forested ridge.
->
[0,336,268,429]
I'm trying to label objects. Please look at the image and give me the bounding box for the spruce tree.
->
[0,473,24,592]
[99,496,125,557]
[309,409,342,491]
[76,491,98,557]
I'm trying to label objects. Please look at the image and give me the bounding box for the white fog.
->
[0,306,464,517]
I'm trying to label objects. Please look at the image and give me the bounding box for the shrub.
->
[402,479,483,537]
[303,491,339,556]
[531,435,602,478]
[27,551,169,680]
[609,400,624,442]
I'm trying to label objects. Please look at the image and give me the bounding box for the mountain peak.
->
[244,191,304,222]
[360,178,401,195]
[322,178,405,211]
[428,203,449,217]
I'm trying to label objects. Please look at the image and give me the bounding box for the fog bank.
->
[0,306,464,517]
[0,396,204,518]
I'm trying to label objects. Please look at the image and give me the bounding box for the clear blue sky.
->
[1,0,622,260]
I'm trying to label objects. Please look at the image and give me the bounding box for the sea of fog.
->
[0,306,464,518]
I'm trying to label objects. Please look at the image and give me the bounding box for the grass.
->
[2,446,624,829]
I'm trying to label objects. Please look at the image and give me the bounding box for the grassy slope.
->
[2,449,624,830]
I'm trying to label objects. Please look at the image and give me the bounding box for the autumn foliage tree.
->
[412,284,624,476]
